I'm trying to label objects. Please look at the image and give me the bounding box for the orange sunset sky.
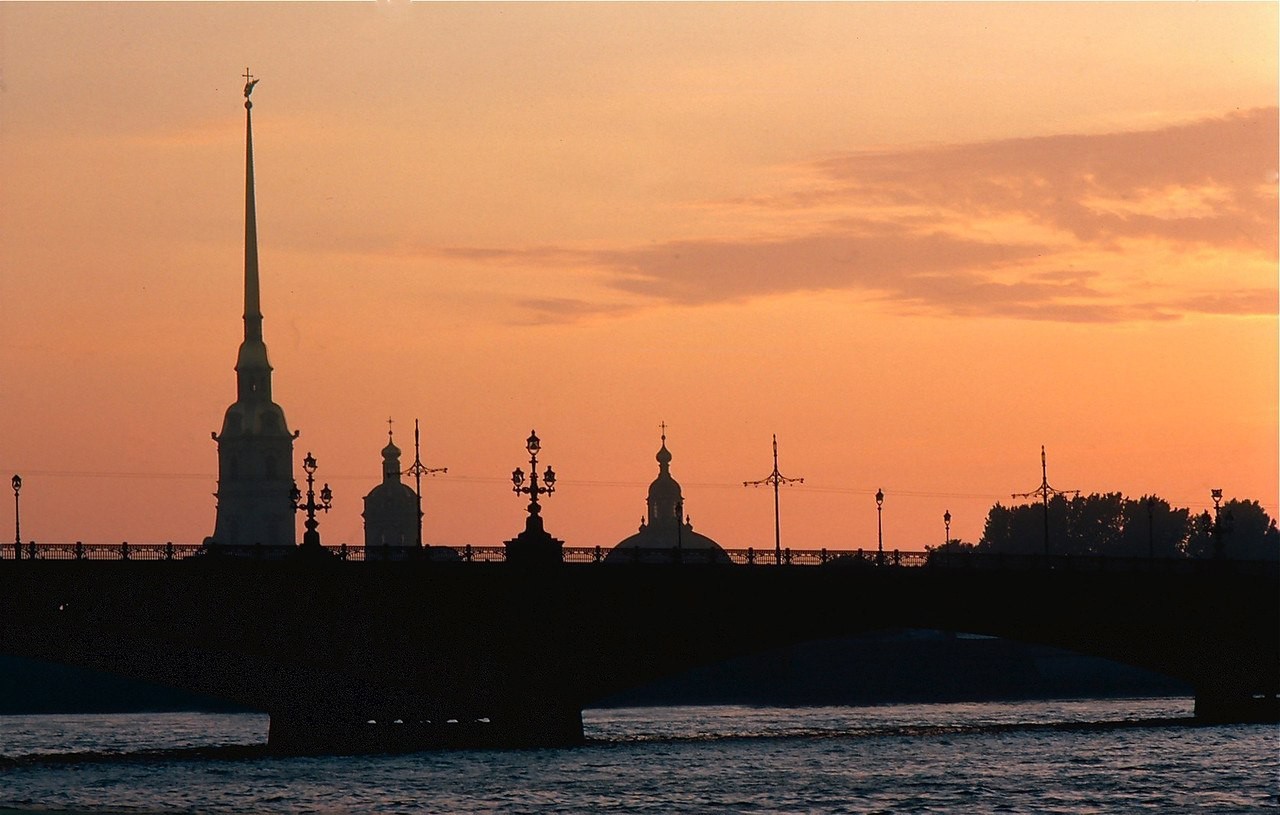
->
[1,2,1276,553]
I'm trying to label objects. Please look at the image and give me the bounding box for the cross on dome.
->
[656,423,672,468]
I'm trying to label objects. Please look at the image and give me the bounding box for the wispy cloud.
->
[589,227,1050,304]
[807,107,1277,252]
[426,109,1278,324]
[512,296,639,325]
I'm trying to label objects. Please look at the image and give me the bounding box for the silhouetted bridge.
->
[1,543,1275,753]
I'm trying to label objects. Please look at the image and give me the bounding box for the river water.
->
[0,698,1275,813]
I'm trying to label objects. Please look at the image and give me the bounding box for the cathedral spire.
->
[233,70,273,403]
[209,71,296,549]
[242,69,263,344]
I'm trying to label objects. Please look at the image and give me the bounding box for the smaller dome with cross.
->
[607,428,729,564]
[363,424,419,548]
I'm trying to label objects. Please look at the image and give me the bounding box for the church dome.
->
[606,430,729,564]
[608,522,729,564]
[382,438,402,468]
[364,480,418,503]
[362,426,420,548]
[646,437,683,527]
[220,399,291,438]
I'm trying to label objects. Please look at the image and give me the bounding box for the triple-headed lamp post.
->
[291,452,333,548]
[511,430,556,531]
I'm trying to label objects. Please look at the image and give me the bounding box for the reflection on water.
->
[1,698,1276,814]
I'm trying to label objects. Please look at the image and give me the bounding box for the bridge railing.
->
[2,540,1272,574]
[0,541,206,562]
[0,541,930,567]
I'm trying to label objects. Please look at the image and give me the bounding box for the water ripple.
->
[1,699,1277,815]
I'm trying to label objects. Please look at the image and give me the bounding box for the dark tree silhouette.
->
[1118,496,1189,558]
[975,494,1055,556]
[1064,492,1124,556]
[1225,499,1280,560]
[1185,499,1279,561]
[977,495,1073,555]
[976,493,1276,561]
[930,538,976,553]
[1184,510,1216,560]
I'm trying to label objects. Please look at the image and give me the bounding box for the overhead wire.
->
[8,468,1255,513]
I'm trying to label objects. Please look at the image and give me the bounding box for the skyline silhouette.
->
[1,3,1275,553]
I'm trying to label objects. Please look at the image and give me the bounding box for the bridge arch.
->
[588,627,1191,710]
[0,557,1274,752]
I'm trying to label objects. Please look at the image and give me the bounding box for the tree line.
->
[933,494,1279,560]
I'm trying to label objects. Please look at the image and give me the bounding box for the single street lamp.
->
[512,430,556,529]
[944,509,951,546]
[1211,488,1224,559]
[291,452,333,548]
[876,488,885,565]
[11,474,21,557]
[676,497,684,555]
[1146,496,1155,559]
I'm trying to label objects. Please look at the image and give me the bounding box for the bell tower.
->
[208,72,298,547]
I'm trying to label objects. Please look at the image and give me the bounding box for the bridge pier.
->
[1194,688,1280,724]
[266,705,584,755]
[266,712,494,755]
[489,705,585,748]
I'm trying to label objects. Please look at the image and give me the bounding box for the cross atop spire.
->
[243,68,259,105]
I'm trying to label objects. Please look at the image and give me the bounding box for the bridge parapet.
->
[2,540,1275,576]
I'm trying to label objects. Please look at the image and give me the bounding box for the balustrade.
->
[0,540,1259,573]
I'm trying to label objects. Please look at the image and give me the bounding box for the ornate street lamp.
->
[291,452,333,548]
[512,430,556,528]
[875,488,885,565]
[943,509,951,546]
[505,430,564,565]
[1013,446,1078,560]
[743,435,804,565]
[11,474,21,556]
[401,419,447,549]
